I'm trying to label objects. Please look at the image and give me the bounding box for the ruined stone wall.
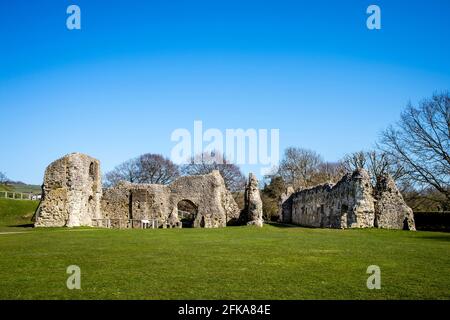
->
[288,169,375,229]
[35,153,102,227]
[280,169,416,230]
[374,175,416,230]
[35,153,414,231]
[279,187,294,224]
[102,182,172,228]
[101,170,241,228]
[35,153,240,229]
[243,173,264,227]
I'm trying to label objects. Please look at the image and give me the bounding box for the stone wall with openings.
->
[101,170,241,228]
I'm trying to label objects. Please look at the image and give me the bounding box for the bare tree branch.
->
[379,92,450,203]
[181,151,246,192]
[104,154,180,187]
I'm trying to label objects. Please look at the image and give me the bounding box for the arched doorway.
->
[177,200,198,228]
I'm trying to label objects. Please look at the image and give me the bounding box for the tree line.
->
[103,92,449,214]
[262,92,449,218]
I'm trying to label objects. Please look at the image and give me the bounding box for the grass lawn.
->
[0,199,449,300]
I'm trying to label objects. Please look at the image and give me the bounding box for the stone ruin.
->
[279,168,416,230]
[34,153,415,231]
[243,173,264,227]
[34,153,102,227]
[34,153,258,229]
[101,171,241,229]
[374,175,416,230]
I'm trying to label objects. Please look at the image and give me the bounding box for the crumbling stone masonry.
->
[279,169,416,230]
[243,173,264,227]
[34,153,102,227]
[34,153,241,228]
[374,175,416,230]
[101,171,241,228]
[35,153,414,231]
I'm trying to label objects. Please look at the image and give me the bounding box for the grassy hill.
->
[0,198,39,231]
[0,183,41,194]
[0,198,449,300]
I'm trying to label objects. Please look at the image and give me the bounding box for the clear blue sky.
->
[0,0,449,184]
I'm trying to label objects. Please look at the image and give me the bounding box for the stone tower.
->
[34,153,102,227]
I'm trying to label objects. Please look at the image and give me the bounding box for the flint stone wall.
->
[279,186,295,224]
[280,169,416,230]
[374,175,416,230]
[243,173,264,227]
[35,154,240,229]
[101,170,241,228]
[289,169,375,228]
[34,153,102,227]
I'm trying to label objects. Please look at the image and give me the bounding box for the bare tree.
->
[137,153,180,184]
[380,92,450,203]
[0,171,8,185]
[341,150,406,187]
[181,151,246,192]
[277,147,323,190]
[367,150,406,181]
[315,162,346,184]
[104,154,180,187]
[104,158,140,187]
[341,151,367,172]
[271,148,348,189]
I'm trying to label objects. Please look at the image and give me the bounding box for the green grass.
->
[0,198,449,300]
[0,198,39,232]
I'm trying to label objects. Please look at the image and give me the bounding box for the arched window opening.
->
[89,162,96,179]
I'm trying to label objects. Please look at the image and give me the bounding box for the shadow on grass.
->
[266,222,300,228]
[417,235,450,242]
[416,228,450,233]
[8,223,34,228]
